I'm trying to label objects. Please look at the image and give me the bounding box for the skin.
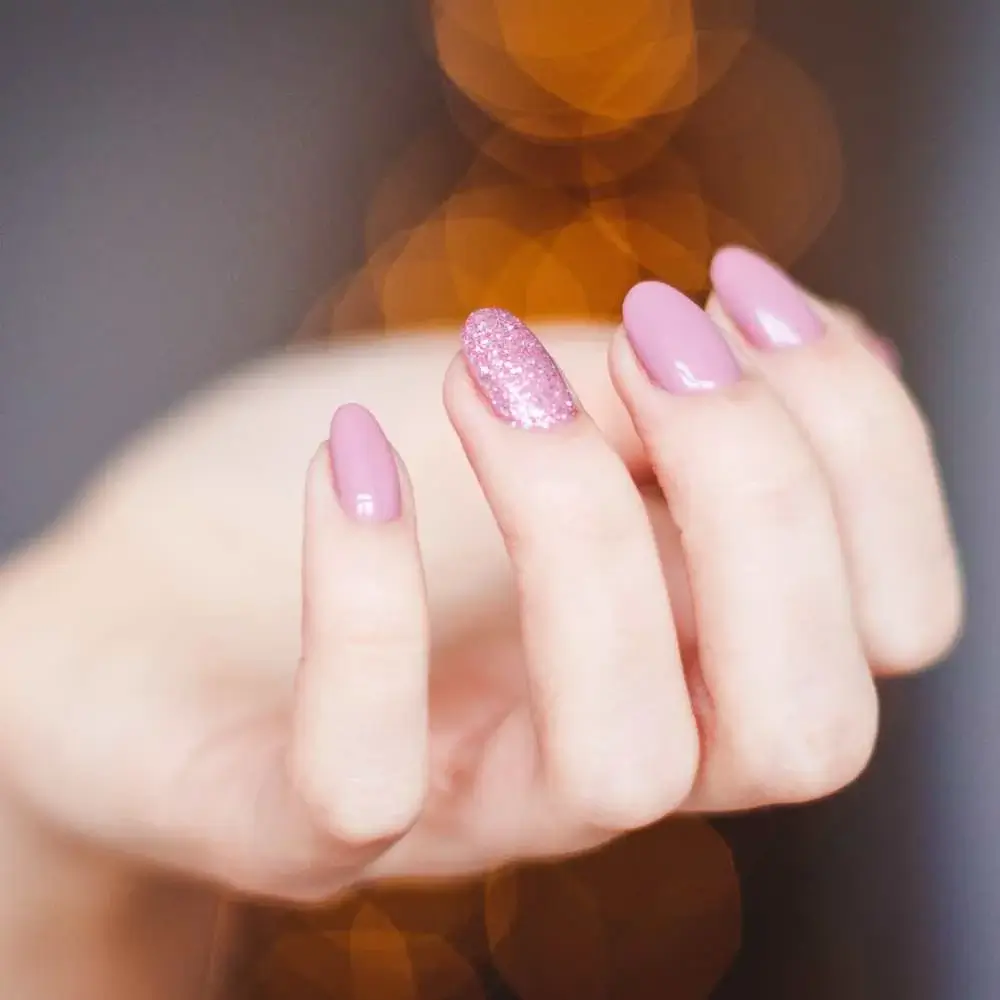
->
[0,289,963,997]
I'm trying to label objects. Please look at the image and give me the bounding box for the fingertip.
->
[709,245,825,349]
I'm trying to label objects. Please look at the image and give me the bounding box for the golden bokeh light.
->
[500,3,696,125]
[251,909,486,1000]
[363,128,471,261]
[482,819,741,1000]
[566,820,742,999]
[432,0,697,140]
[431,0,756,142]
[316,0,842,342]
[447,0,662,61]
[250,882,491,999]
[295,879,488,952]
[369,182,642,324]
[445,93,685,189]
[348,904,486,1000]
[486,864,611,1000]
[673,38,843,263]
[666,0,756,112]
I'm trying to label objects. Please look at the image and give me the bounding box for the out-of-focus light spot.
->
[370,174,644,323]
[310,0,842,347]
[602,152,714,291]
[662,0,756,112]
[297,879,487,950]
[529,208,641,315]
[252,893,488,1000]
[563,819,741,999]
[500,2,696,125]
[481,820,739,999]
[376,219,467,329]
[433,9,575,140]
[445,91,685,189]
[363,128,472,260]
[485,864,611,1000]
[432,0,757,141]
[432,0,697,140]
[673,38,843,262]
[348,905,417,999]
[470,0,661,61]
[254,930,345,997]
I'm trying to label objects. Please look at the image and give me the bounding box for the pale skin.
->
[0,284,963,997]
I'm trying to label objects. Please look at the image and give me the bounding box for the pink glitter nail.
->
[461,308,578,429]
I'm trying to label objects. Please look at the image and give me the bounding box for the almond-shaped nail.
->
[622,281,742,394]
[462,307,578,429]
[328,403,402,522]
[710,246,825,349]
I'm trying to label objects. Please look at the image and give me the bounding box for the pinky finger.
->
[291,404,429,846]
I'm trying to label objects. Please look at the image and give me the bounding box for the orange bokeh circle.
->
[432,0,697,139]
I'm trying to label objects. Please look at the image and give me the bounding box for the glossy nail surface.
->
[622,281,742,394]
[711,246,824,349]
[462,307,577,429]
[329,403,402,522]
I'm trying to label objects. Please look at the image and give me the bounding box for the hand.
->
[0,251,962,904]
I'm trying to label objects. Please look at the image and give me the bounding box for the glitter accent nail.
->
[461,308,578,429]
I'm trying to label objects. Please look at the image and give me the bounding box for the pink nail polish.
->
[328,403,402,522]
[622,282,742,394]
[462,307,578,429]
[710,246,825,349]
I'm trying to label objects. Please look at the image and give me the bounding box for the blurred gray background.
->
[0,2,995,997]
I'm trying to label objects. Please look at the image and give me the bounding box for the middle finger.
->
[444,307,699,832]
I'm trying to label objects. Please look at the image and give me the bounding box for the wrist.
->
[0,540,233,1000]
[0,792,230,1000]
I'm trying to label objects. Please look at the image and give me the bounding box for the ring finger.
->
[613,282,879,812]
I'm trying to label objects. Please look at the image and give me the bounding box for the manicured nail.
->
[622,281,742,394]
[328,403,402,522]
[710,246,825,349]
[462,307,578,429]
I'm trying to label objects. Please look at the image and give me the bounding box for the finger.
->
[708,246,964,673]
[614,282,878,811]
[292,404,429,845]
[444,308,699,831]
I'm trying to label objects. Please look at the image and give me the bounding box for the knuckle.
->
[741,687,879,803]
[557,730,698,833]
[325,806,418,849]
[294,760,416,849]
[874,590,965,674]
[870,551,964,674]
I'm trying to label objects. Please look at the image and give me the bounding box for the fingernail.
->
[622,281,742,394]
[328,403,402,522]
[710,246,825,349]
[462,307,578,429]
